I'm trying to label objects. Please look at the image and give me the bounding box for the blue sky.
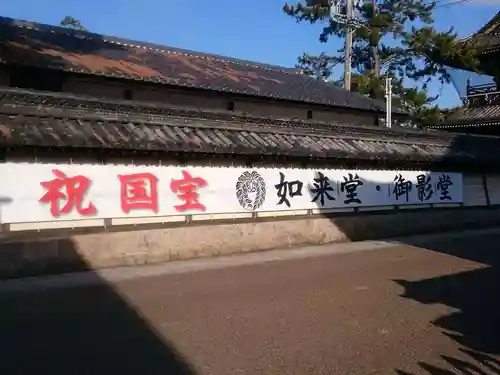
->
[2,0,499,108]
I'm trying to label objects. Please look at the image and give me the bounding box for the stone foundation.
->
[1,207,499,279]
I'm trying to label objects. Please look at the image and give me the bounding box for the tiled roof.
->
[0,16,402,114]
[0,112,442,161]
[440,12,500,72]
[0,87,498,167]
[438,105,500,126]
[464,11,500,51]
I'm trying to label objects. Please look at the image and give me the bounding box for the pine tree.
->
[60,16,87,31]
[283,0,480,127]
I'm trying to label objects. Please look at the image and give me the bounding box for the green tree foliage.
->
[283,0,480,127]
[60,16,87,31]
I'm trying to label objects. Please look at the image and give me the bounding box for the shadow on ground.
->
[0,237,198,375]
[0,134,499,374]
[305,162,500,374]
[391,232,500,374]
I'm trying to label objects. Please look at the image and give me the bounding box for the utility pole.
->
[385,76,392,128]
[329,0,362,91]
[344,0,354,91]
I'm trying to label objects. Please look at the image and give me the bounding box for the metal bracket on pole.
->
[329,0,365,28]
[329,0,365,91]
[329,14,365,28]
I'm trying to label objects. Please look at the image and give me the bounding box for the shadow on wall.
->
[301,122,500,244]
[0,237,198,375]
[305,169,473,243]
[0,132,499,374]
[0,195,13,224]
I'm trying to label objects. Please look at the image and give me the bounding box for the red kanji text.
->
[39,169,97,217]
[170,170,208,212]
[118,172,159,213]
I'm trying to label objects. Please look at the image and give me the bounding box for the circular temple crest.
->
[235,171,266,211]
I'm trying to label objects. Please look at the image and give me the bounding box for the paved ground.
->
[0,229,499,375]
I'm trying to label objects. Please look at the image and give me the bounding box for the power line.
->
[434,0,474,10]
[333,0,474,90]
[347,0,476,28]
[409,0,473,7]
[422,0,463,6]
[366,0,472,11]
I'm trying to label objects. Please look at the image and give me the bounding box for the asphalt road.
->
[0,230,499,375]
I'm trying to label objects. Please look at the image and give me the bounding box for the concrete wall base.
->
[1,208,499,279]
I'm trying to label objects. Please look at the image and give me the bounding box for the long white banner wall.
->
[0,162,463,224]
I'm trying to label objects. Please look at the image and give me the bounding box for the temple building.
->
[0,15,498,175]
[430,11,500,135]
[2,15,500,278]
[0,16,405,127]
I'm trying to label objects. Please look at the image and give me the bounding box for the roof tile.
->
[0,16,401,113]
[1,86,499,167]
[442,105,500,125]
[465,11,500,51]
[0,110,488,165]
